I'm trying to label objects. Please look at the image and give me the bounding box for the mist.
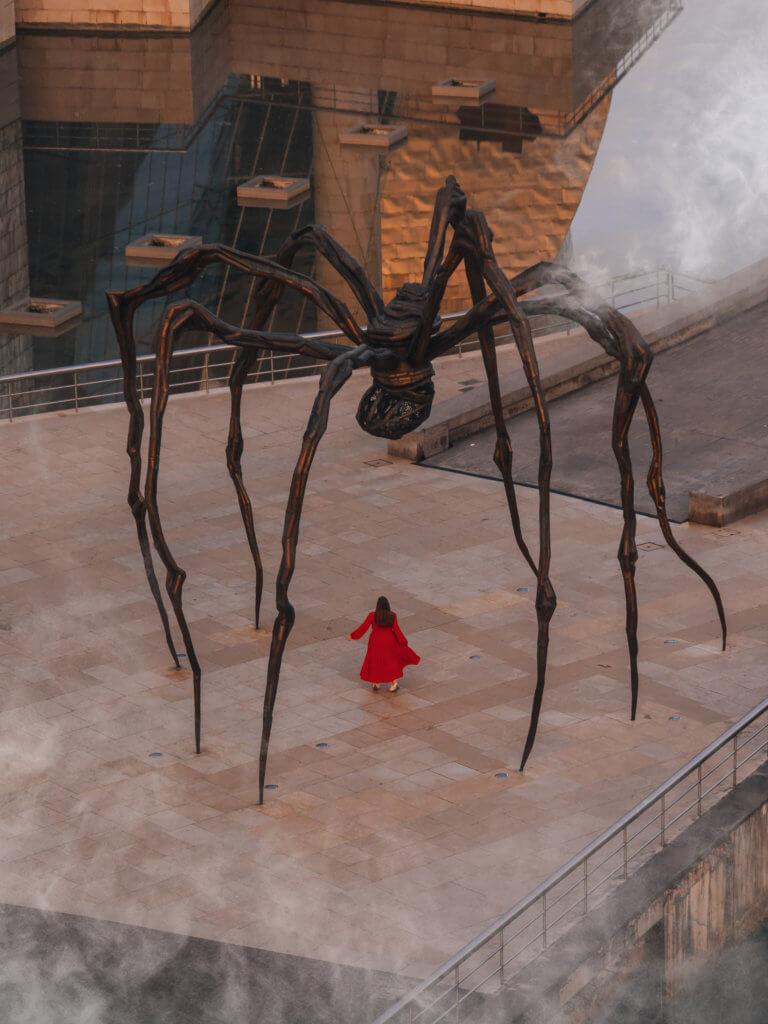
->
[570,0,768,280]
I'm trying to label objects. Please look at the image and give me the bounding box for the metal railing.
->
[372,696,768,1024]
[0,267,709,422]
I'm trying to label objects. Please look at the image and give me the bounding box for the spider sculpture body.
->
[107,176,725,804]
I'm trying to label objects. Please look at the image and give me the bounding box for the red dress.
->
[350,613,420,684]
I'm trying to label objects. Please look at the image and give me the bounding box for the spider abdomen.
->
[356,364,435,440]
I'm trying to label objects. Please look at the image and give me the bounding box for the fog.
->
[571,0,768,280]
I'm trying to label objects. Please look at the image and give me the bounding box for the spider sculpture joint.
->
[108,175,725,804]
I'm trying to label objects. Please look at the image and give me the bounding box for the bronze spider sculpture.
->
[107,176,725,804]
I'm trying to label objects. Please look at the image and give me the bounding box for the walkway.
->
[0,347,766,1001]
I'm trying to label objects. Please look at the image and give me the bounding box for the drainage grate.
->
[364,459,393,467]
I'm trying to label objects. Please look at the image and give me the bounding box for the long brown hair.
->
[374,595,394,627]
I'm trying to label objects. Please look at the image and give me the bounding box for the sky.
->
[570,0,768,280]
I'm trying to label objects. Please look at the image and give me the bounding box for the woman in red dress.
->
[347,596,420,692]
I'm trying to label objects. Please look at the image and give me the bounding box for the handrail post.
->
[697,764,702,816]
[623,826,628,879]
[542,891,547,948]
[73,371,79,411]
[583,858,588,913]
[454,965,459,1023]
[7,383,12,422]
[139,362,145,402]
[660,794,666,847]
[732,736,737,787]
[499,929,504,985]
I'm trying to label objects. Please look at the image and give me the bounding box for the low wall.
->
[481,759,768,1023]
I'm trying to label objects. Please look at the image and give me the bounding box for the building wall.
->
[1,0,15,46]
[16,0,228,125]
[14,0,211,31]
[17,33,195,123]
[0,119,28,312]
[311,100,384,325]
[0,45,32,378]
[228,0,576,115]
[359,0,592,17]
[379,95,610,310]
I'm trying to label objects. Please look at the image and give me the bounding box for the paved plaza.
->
[1,340,767,1003]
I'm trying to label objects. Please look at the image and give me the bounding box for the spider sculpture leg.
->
[611,368,646,718]
[108,245,368,659]
[516,291,657,720]
[447,210,558,771]
[519,286,726,710]
[143,298,349,752]
[640,383,726,650]
[225,348,263,627]
[144,304,205,752]
[464,258,537,576]
[503,260,726,649]
[259,344,377,803]
[107,293,181,668]
[223,226,386,630]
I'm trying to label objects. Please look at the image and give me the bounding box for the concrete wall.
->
[483,760,768,1024]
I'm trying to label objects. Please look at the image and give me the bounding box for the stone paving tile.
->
[0,355,767,979]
